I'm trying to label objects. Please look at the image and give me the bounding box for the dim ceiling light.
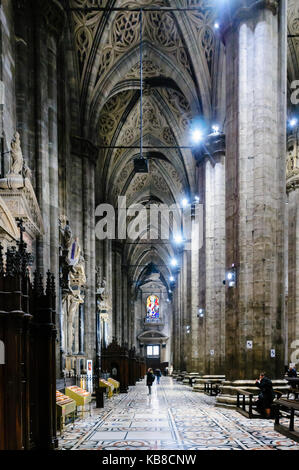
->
[191,129,203,144]
[181,198,189,208]
[214,22,220,29]
[169,276,175,282]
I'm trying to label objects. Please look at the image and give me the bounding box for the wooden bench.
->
[273,398,299,443]
[236,388,283,419]
[204,380,220,396]
[287,388,299,399]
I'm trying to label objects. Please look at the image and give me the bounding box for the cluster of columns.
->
[13,1,98,375]
[174,0,289,381]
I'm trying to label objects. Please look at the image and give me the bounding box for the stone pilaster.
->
[286,126,299,367]
[223,0,286,380]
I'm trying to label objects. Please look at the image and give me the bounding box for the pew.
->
[274,398,299,442]
[193,375,225,393]
[204,380,221,396]
[236,388,283,419]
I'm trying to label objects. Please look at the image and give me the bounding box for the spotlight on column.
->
[186,325,191,334]
[194,195,200,203]
[174,233,184,245]
[197,308,205,318]
[191,128,203,145]
[181,198,189,208]
[212,124,220,134]
[169,276,175,282]
[289,118,298,128]
[167,298,170,303]
[214,22,220,29]
[170,258,178,267]
[226,265,237,287]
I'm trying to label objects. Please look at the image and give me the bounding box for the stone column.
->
[122,265,128,345]
[195,162,206,374]
[172,273,181,370]
[287,125,299,367]
[223,0,287,380]
[203,133,226,374]
[34,10,50,276]
[190,198,202,372]
[34,0,65,277]
[181,249,192,371]
[71,137,97,364]
[15,1,31,170]
[112,241,122,343]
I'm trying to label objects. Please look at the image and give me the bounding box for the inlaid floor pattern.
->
[59,377,299,450]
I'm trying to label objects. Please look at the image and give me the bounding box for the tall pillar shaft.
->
[224,1,286,380]
[287,126,299,366]
[203,134,226,374]
[34,17,50,276]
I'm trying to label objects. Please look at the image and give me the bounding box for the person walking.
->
[155,368,162,384]
[146,368,155,395]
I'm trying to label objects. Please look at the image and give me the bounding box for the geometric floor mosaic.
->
[59,377,299,450]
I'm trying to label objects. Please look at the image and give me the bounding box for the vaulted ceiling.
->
[66,0,299,288]
[66,0,219,288]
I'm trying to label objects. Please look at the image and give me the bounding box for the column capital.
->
[195,132,226,165]
[219,0,279,38]
[71,136,98,165]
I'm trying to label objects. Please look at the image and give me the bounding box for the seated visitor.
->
[146,368,155,395]
[287,366,297,378]
[255,372,275,418]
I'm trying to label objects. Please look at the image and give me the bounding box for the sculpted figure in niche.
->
[59,215,73,252]
[8,131,32,178]
[70,254,87,286]
[0,131,33,190]
[9,132,23,175]
[67,290,84,355]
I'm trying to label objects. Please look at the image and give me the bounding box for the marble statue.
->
[9,132,23,175]
[0,132,32,190]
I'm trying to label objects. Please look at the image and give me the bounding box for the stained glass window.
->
[146,295,159,320]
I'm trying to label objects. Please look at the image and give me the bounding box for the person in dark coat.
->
[255,372,275,418]
[287,366,297,378]
[146,368,155,395]
[154,368,162,384]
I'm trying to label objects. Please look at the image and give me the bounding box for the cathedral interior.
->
[1,0,299,453]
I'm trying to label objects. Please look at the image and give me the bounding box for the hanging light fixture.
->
[134,9,149,173]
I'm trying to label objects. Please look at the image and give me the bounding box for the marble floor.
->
[59,377,299,450]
